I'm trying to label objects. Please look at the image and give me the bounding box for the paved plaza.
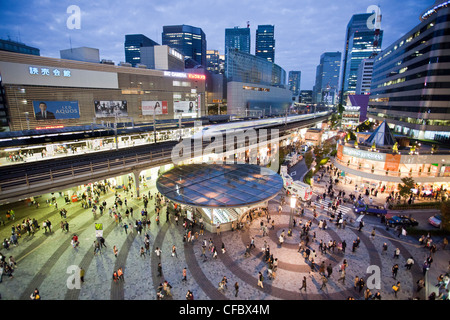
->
[0,164,449,301]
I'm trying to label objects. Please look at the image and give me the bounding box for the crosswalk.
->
[312,198,353,215]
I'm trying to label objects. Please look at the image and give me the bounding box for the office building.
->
[339,13,383,104]
[225,26,251,55]
[162,25,207,67]
[255,25,275,63]
[300,90,313,105]
[140,45,185,71]
[0,39,40,56]
[368,0,450,142]
[206,50,224,74]
[224,49,290,116]
[0,50,206,131]
[124,34,159,67]
[60,47,100,63]
[288,71,301,98]
[313,52,341,104]
[355,58,374,95]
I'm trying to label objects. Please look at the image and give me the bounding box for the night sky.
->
[0,0,435,89]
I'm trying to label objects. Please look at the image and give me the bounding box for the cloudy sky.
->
[0,0,435,89]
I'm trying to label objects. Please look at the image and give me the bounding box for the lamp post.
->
[290,196,297,229]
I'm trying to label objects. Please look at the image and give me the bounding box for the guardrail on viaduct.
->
[0,115,329,204]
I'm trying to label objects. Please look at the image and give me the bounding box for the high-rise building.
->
[288,71,301,97]
[206,50,224,74]
[339,13,383,104]
[300,90,313,105]
[225,26,251,55]
[255,25,275,63]
[162,25,207,67]
[313,52,341,104]
[124,34,159,67]
[355,57,374,95]
[0,38,40,56]
[368,0,450,142]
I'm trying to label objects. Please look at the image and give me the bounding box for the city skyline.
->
[0,0,434,90]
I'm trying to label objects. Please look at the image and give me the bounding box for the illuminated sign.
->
[188,74,206,80]
[343,146,386,162]
[29,66,71,77]
[164,71,187,78]
[164,71,205,80]
[35,125,65,130]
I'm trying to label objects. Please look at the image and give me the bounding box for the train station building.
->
[0,50,206,132]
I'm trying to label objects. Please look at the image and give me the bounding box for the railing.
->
[334,156,444,179]
[0,114,331,202]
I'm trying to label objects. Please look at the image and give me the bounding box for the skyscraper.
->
[313,52,341,104]
[355,57,374,95]
[162,25,207,67]
[124,34,159,67]
[339,13,383,104]
[255,25,275,63]
[288,71,301,97]
[225,26,251,55]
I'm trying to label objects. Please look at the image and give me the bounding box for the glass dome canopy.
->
[156,163,283,208]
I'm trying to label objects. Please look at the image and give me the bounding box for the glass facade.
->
[124,34,159,67]
[225,27,251,55]
[313,52,341,104]
[288,71,301,96]
[225,49,286,87]
[339,13,383,104]
[368,6,450,141]
[162,25,207,67]
[255,25,275,63]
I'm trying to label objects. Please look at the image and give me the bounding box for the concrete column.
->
[131,169,141,198]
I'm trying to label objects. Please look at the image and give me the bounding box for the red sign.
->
[188,74,206,80]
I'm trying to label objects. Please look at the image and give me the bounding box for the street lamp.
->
[289,196,297,229]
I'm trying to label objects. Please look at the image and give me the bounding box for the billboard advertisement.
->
[142,101,168,115]
[33,100,80,120]
[173,101,197,118]
[94,101,128,118]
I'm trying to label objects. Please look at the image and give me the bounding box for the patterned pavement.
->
[0,176,448,301]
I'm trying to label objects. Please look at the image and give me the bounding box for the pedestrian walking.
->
[157,263,162,277]
[320,275,328,290]
[155,247,162,259]
[182,267,187,282]
[299,276,307,291]
[393,248,400,259]
[113,245,118,258]
[405,257,414,270]
[392,264,399,279]
[257,272,264,288]
[234,282,239,297]
[80,267,85,283]
[393,281,400,298]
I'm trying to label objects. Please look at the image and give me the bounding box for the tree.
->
[439,201,450,232]
[397,177,415,204]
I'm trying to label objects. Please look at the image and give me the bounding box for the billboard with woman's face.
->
[173,101,197,118]
[142,101,168,115]
[33,101,80,120]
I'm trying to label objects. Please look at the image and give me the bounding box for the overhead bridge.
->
[0,114,330,204]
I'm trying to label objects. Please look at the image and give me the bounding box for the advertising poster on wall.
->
[173,100,197,118]
[33,100,80,120]
[94,100,128,118]
[142,101,168,115]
